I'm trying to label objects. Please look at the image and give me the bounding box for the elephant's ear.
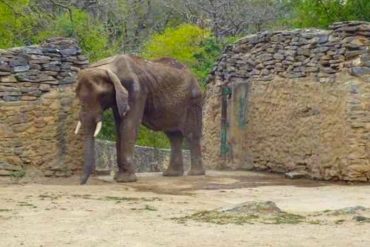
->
[106,70,130,117]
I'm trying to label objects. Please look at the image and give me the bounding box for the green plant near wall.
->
[193,36,224,87]
[142,24,210,65]
[142,23,223,87]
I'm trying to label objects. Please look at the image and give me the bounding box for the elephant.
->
[74,54,205,184]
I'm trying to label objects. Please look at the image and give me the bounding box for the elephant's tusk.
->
[75,121,82,135]
[94,121,102,137]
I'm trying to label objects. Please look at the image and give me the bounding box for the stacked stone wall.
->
[203,21,370,181]
[0,38,87,176]
[95,139,190,174]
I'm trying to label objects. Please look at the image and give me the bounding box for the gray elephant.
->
[74,55,205,184]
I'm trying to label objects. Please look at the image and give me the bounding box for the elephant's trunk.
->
[78,121,102,185]
[80,135,95,185]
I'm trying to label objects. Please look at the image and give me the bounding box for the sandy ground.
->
[1,170,370,247]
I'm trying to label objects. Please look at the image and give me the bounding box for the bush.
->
[142,23,223,86]
[192,36,223,86]
[142,24,210,65]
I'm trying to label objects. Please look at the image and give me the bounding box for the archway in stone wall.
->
[203,21,370,182]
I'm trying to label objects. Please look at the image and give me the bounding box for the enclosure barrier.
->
[203,21,370,181]
[95,139,190,174]
[0,38,87,176]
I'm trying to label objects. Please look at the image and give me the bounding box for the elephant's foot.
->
[187,168,206,176]
[163,167,184,177]
[114,172,137,183]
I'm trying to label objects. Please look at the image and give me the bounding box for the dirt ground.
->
[1,170,370,247]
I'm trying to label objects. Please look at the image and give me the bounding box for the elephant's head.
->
[75,68,129,184]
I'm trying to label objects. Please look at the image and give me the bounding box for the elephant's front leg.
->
[114,118,138,182]
[113,99,145,183]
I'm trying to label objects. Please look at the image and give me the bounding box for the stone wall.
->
[0,38,87,176]
[95,139,190,174]
[203,21,370,181]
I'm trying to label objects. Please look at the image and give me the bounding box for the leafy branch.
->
[0,0,25,17]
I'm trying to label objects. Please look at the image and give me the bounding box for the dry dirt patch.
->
[1,171,370,247]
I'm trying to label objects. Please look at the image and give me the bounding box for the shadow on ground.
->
[98,170,333,195]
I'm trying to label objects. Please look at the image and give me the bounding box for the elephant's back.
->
[89,55,119,68]
[142,70,198,132]
[152,57,186,70]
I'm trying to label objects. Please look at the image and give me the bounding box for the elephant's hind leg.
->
[187,135,205,176]
[163,131,184,176]
[185,99,205,176]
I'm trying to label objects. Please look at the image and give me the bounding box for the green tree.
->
[142,23,222,85]
[345,0,370,21]
[0,0,39,48]
[0,2,120,62]
[289,0,370,28]
[142,24,211,66]
[36,8,120,62]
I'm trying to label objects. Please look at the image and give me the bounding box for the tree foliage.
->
[289,0,370,28]
[0,0,37,47]
[36,8,119,61]
[0,1,120,61]
[143,24,210,66]
[142,23,223,85]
